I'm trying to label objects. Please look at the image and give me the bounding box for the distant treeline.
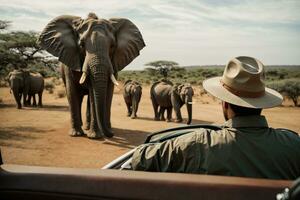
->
[118,66,300,106]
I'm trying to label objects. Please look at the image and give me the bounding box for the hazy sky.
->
[1,0,300,69]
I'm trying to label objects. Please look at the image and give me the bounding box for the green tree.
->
[268,79,300,107]
[0,20,59,78]
[145,60,181,79]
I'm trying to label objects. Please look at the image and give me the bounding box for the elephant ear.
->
[109,18,145,71]
[37,15,83,71]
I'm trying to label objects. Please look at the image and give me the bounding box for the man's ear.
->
[223,101,229,109]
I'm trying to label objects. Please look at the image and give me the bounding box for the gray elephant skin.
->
[150,81,194,124]
[38,13,145,139]
[123,80,142,119]
[27,73,45,107]
[8,70,44,109]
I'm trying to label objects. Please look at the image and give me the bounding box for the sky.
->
[0,0,300,70]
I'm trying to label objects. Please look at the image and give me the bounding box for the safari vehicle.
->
[0,124,296,200]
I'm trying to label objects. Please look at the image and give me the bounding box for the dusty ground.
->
[0,83,299,168]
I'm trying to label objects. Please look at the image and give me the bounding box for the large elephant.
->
[151,81,194,124]
[26,73,44,107]
[123,80,142,119]
[38,13,145,138]
[7,69,31,109]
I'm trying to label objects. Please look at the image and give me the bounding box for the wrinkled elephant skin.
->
[38,13,145,139]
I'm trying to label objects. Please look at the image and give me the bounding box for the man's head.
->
[203,56,282,120]
[222,101,262,120]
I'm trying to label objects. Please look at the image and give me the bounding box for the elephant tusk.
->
[79,72,87,84]
[110,74,119,86]
[188,102,195,104]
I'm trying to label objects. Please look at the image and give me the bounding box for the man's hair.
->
[229,103,262,116]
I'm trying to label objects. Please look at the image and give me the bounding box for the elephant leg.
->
[86,89,103,139]
[23,92,28,107]
[151,98,159,121]
[166,107,172,122]
[38,92,43,107]
[126,103,132,117]
[26,95,31,106]
[131,97,139,119]
[173,106,183,123]
[84,95,91,130]
[159,107,166,121]
[13,90,22,109]
[64,67,84,137]
[32,95,37,107]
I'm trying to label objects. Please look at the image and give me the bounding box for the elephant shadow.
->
[102,128,150,149]
[0,126,47,149]
[0,103,69,112]
[132,116,215,125]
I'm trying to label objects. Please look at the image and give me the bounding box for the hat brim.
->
[203,77,283,108]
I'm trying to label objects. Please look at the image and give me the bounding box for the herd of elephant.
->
[6,13,196,139]
[123,79,194,124]
[7,69,44,109]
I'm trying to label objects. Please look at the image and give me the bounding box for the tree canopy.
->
[0,20,59,78]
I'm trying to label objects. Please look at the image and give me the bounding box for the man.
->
[131,56,300,180]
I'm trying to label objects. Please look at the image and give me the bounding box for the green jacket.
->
[131,115,300,180]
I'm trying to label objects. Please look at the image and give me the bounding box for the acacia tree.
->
[0,20,58,78]
[145,60,180,78]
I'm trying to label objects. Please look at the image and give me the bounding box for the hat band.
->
[220,80,265,98]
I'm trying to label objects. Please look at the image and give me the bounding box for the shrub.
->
[268,79,300,106]
[44,81,55,93]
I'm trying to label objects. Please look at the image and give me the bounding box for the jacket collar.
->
[223,115,269,128]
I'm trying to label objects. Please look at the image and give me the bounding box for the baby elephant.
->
[123,80,142,119]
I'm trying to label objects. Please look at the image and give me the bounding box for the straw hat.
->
[203,56,283,108]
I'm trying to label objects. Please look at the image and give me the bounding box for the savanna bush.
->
[267,79,300,106]
[44,81,55,93]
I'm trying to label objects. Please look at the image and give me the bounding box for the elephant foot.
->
[38,104,43,108]
[83,123,90,130]
[154,117,160,121]
[131,115,137,119]
[166,119,172,122]
[17,105,22,109]
[69,128,85,137]
[175,119,183,123]
[127,113,131,117]
[160,117,165,121]
[87,130,104,139]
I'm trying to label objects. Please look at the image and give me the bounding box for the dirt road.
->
[0,85,299,168]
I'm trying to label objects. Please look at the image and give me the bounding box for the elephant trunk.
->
[186,96,192,125]
[91,68,114,138]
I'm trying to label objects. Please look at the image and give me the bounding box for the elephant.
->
[26,72,44,107]
[123,80,142,119]
[7,69,31,109]
[150,81,194,124]
[7,70,44,109]
[38,13,145,139]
